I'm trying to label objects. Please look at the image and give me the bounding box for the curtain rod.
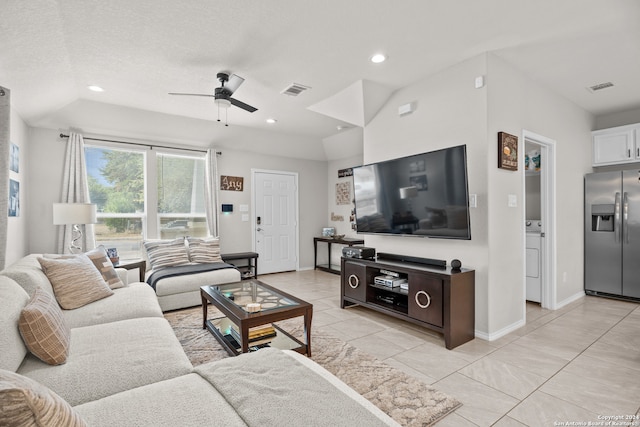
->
[59,133,221,155]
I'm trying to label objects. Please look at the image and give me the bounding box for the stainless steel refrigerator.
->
[585,170,640,299]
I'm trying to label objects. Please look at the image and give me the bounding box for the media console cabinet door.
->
[343,262,368,302]
[408,275,443,327]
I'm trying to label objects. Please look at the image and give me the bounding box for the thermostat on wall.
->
[221,204,233,212]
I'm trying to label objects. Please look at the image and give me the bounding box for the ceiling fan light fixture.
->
[215,98,231,109]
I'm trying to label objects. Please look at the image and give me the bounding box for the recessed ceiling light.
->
[87,85,104,92]
[370,53,387,64]
[266,118,277,124]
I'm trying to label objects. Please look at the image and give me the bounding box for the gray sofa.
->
[0,254,399,426]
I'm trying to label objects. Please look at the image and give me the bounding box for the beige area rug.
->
[165,306,461,426]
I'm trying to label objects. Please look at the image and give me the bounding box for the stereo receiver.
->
[374,275,407,288]
[342,246,375,259]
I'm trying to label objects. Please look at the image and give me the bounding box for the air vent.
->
[281,83,311,96]
[587,82,614,93]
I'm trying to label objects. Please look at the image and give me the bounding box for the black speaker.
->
[450,259,462,270]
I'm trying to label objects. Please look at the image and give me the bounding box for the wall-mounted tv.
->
[353,144,471,240]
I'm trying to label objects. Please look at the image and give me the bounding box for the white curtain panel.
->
[57,132,96,253]
[204,148,220,237]
[0,86,9,270]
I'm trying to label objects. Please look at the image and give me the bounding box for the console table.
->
[313,236,364,274]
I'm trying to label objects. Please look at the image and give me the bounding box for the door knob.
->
[257,227,263,232]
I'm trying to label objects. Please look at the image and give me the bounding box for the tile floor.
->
[259,269,640,427]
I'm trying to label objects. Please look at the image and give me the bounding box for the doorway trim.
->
[522,130,557,311]
[250,168,300,273]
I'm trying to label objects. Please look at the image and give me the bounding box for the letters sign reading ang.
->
[220,175,244,192]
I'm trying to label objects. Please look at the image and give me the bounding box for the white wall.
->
[26,127,328,269]
[486,53,593,331]
[6,107,29,265]
[26,128,66,254]
[215,147,328,269]
[362,52,595,338]
[322,153,363,266]
[594,107,640,130]
[364,54,491,333]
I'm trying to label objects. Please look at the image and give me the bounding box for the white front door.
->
[252,170,298,274]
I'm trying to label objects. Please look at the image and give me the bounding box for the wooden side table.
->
[313,236,364,274]
[114,259,146,282]
[221,252,259,279]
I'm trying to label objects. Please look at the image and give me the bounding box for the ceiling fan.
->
[169,72,258,125]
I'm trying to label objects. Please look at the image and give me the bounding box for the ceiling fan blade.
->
[168,92,214,97]
[230,97,258,113]
[225,74,245,95]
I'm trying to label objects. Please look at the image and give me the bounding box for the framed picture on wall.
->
[498,132,518,171]
[9,142,19,173]
[8,179,19,217]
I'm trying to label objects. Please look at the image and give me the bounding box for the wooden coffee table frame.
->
[200,281,313,357]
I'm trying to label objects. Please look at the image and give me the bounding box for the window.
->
[85,146,146,259]
[157,153,207,239]
[85,144,208,259]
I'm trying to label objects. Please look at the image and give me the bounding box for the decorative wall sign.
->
[336,181,351,205]
[498,132,518,171]
[338,167,353,178]
[220,175,244,191]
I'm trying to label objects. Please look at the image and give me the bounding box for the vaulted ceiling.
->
[1,0,639,159]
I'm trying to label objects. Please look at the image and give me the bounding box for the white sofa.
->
[0,254,399,426]
[142,237,242,312]
[149,265,241,312]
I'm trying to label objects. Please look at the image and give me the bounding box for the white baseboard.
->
[555,290,585,309]
[474,318,526,342]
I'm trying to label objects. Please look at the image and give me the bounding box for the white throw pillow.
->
[143,238,190,270]
[187,237,222,264]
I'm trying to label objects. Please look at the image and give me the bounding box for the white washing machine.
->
[525,220,542,303]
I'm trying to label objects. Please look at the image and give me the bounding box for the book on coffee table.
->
[229,324,276,346]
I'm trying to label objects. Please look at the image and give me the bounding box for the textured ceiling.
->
[1,0,639,151]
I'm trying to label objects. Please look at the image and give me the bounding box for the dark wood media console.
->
[340,256,475,349]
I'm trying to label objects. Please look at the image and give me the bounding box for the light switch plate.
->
[239,204,249,212]
[241,214,249,222]
[508,194,517,207]
[469,194,477,208]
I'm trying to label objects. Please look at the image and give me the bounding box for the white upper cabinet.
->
[592,124,640,166]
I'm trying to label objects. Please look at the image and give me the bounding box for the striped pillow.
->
[37,255,114,310]
[143,238,190,270]
[187,237,222,264]
[0,369,86,426]
[85,246,124,289]
[18,287,70,365]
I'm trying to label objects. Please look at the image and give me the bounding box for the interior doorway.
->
[522,130,557,311]
[251,169,299,274]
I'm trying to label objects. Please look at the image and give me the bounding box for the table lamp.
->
[53,203,97,253]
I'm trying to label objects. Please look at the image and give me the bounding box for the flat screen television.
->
[353,144,471,239]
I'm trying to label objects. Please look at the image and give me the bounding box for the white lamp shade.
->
[399,186,418,199]
[53,203,97,225]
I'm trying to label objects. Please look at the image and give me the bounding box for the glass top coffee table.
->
[200,280,313,357]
